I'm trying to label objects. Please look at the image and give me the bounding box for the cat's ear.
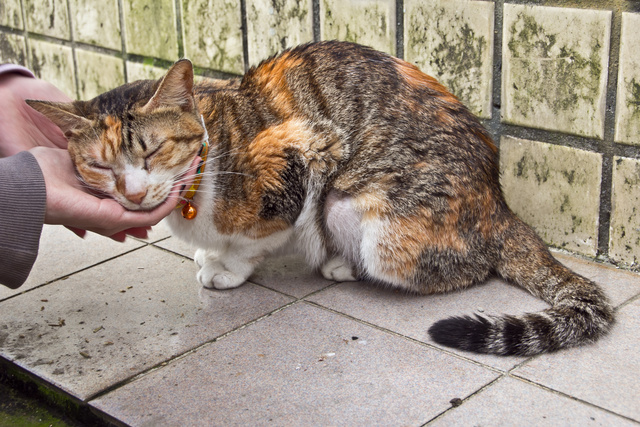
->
[142,59,196,113]
[25,100,92,138]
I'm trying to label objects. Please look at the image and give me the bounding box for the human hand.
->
[30,146,199,241]
[0,74,71,157]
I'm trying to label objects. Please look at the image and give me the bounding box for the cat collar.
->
[176,115,209,220]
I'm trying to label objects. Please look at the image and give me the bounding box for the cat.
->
[27,41,613,356]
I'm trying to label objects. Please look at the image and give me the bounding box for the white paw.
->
[194,248,207,268]
[321,257,357,282]
[196,260,246,290]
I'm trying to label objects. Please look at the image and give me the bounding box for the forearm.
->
[0,151,46,288]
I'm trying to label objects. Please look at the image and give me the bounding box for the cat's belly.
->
[165,208,226,250]
[165,208,293,254]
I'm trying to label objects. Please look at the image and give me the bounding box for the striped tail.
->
[428,215,614,356]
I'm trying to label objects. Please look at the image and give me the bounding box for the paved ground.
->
[0,222,639,426]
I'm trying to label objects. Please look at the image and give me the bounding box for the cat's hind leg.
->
[321,190,362,282]
[320,256,357,281]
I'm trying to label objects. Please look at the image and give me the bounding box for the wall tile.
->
[500,136,602,257]
[123,0,178,60]
[404,0,494,118]
[24,0,70,39]
[127,61,167,82]
[246,0,313,66]
[320,0,395,55]
[181,0,244,74]
[609,157,640,267]
[28,39,76,98]
[0,0,23,29]
[69,0,122,51]
[502,4,611,138]
[615,13,640,146]
[76,50,125,100]
[0,32,27,66]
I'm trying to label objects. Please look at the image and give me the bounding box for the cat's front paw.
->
[321,256,357,282]
[196,262,246,290]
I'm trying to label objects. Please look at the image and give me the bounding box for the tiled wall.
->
[1,1,640,269]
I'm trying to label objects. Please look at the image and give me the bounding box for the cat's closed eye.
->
[89,161,112,172]
[144,145,162,171]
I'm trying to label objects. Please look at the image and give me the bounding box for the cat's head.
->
[27,59,206,211]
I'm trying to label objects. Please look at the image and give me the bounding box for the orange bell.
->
[181,201,197,220]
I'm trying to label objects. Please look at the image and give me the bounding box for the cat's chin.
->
[117,198,166,212]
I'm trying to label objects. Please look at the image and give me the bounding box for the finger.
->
[123,227,151,239]
[65,226,87,238]
[109,231,128,242]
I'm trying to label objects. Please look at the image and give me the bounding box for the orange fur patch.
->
[375,205,468,282]
[101,116,122,160]
[252,52,304,117]
[393,58,461,106]
[213,118,313,239]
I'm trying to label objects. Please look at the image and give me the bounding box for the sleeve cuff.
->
[0,151,46,288]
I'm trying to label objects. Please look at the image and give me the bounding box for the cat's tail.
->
[428,215,614,356]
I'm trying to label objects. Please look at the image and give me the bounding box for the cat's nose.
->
[125,189,147,205]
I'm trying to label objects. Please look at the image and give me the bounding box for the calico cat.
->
[27,41,613,356]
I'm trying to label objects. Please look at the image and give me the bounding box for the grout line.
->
[395,0,403,59]
[16,0,29,68]
[116,0,128,82]
[173,0,184,59]
[302,299,507,375]
[312,0,320,42]
[615,291,640,311]
[240,0,249,72]
[508,372,640,424]
[0,242,151,304]
[85,298,302,402]
[597,7,622,259]
[421,375,506,426]
[66,0,81,100]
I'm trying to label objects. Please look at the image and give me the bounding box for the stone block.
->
[0,32,27,66]
[615,13,640,146]
[499,136,602,256]
[404,0,494,118]
[28,39,76,99]
[23,0,70,39]
[246,0,313,66]
[126,61,167,82]
[609,156,640,267]
[320,0,395,55]
[502,4,611,139]
[123,0,178,60]
[69,0,122,51]
[76,50,125,100]
[0,0,23,29]
[181,0,244,74]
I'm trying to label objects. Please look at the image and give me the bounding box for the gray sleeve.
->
[0,151,46,289]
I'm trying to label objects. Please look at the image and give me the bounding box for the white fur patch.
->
[360,216,405,287]
[323,190,362,267]
[294,183,328,268]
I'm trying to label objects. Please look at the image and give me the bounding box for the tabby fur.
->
[28,41,614,356]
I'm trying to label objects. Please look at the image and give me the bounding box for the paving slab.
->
[308,277,543,371]
[432,376,637,426]
[308,253,639,371]
[91,302,499,426]
[0,225,144,301]
[513,296,640,422]
[0,245,292,401]
[553,251,640,306]
[249,254,335,298]
[152,234,195,259]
